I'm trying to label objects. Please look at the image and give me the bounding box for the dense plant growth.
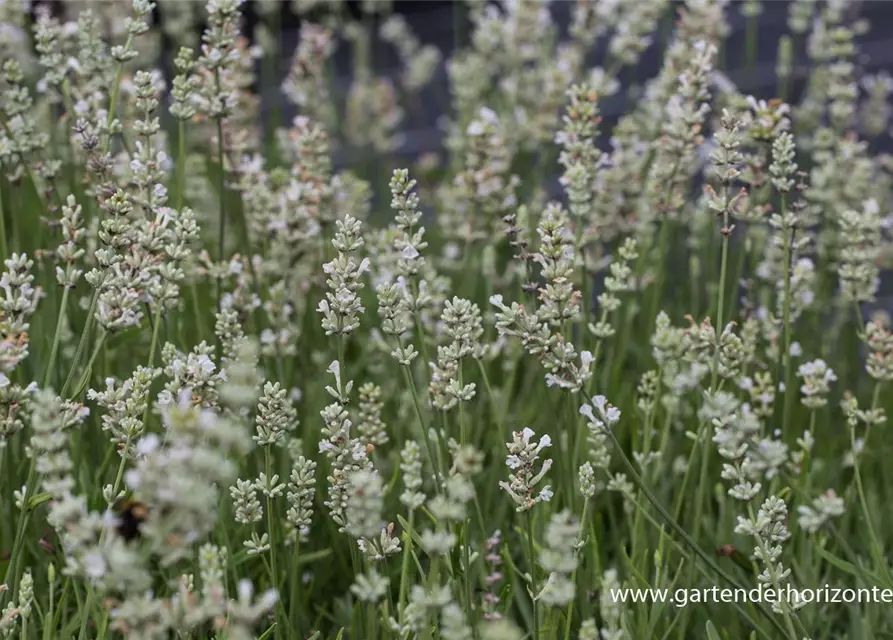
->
[0,0,891,638]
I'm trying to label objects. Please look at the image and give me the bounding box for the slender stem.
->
[56,38,127,401]
[563,497,589,640]
[631,396,659,558]
[45,569,55,640]
[411,282,432,388]
[462,516,475,637]
[458,361,467,445]
[109,434,131,501]
[422,556,441,640]
[60,290,99,398]
[106,306,164,502]
[77,583,97,640]
[4,457,36,603]
[177,120,187,211]
[288,537,302,638]
[397,509,416,622]
[176,118,206,346]
[713,212,730,390]
[0,447,6,536]
[264,446,286,627]
[0,181,7,266]
[849,391,893,586]
[647,220,671,330]
[105,34,135,145]
[214,69,227,314]
[70,330,107,399]
[600,423,792,638]
[692,211,731,541]
[475,357,502,431]
[265,447,279,587]
[139,306,164,429]
[780,201,794,443]
[575,220,589,340]
[50,577,69,634]
[43,286,72,389]
[399,348,443,490]
[801,411,816,500]
[525,511,540,640]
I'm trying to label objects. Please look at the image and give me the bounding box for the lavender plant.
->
[0,1,892,639]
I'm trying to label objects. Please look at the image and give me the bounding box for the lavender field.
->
[0,1,891,639]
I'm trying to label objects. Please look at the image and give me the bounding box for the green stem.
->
[692,212,731,541]
[647,220,671,330]
[4,456,36,603]
[76,583,97,640]
[563,497,589,640]
[397,509,415,622]
[780,197,793,442]
[849,387,893,587]
[139,305,164,427]
[176,118,206,346]
[69,330,107,399]
[109,435,131,501]
[0,181,6,266]
[43,287,72,389]
[575,219,589,341]
[214,70,226,314]
[525,511,540,640]
[475,357,502,432]
[60,290,99,398]
[45,568,55,640]
[801,411,816,502]
[712,213,730,390]
[264,446,286,627]
[399,353,442,490]
[631,396,659,559]
[107,306,164,501]
[177,120,187,211]
[105,34,135,145]
[458,361,468,445]
[462,516,475,636]
[422,557,441,640]
[288,537,302,638]
[598,415,792,638]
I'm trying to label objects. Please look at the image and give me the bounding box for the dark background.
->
[237,0,893,159]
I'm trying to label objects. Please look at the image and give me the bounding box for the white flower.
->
[581,394,621,428]
[237,579,253,602]
[136,434,159,456]
[84,551,106,579]
[593,395,607,413]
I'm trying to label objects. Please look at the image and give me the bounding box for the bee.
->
[113,497,149,542]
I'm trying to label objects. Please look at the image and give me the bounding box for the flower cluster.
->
[318,216,370,337]
[499,428,553,512]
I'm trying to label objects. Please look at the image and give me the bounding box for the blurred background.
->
[233,0,893,160]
